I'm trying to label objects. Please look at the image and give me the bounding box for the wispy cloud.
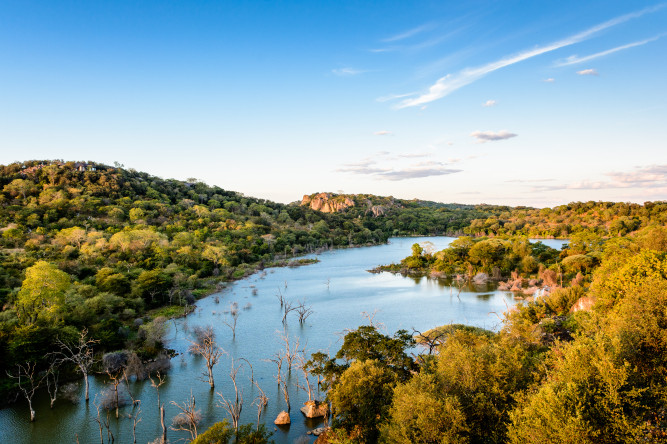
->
[378,167,461,181]
[337,152,460,181]
[374,130,393,136]
[332,67,366,76]
[470,130,517,143]
[376,92,418,102]
[483,99,497,107]
[397,152,432,159]
[531,164,667,191]
[576,68,599,76]
[394,5,664,108]
[543,78,556,82]
[556,34,664,66]
[382,23,434,43]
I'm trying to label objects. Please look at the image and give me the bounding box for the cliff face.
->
[301,193,355,213]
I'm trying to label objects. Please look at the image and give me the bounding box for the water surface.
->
[0,237,566,443]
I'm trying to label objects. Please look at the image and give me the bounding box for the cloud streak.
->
[395,5,664,108]
[531,164,667,191]
[470,130,517,142]
[337,153,460,181]
[483,100,497,107]
[576,68,599,76]
[332,67,366,76]
[556,34,664,66]
[374,130,393,136]
[382,23,434,42]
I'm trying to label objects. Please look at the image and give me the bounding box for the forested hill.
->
[0,160,510,388]
[1,160,665,398]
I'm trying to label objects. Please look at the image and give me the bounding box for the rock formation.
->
[300,400,329,418]
[301,193,355,213]
[274,410,291,425]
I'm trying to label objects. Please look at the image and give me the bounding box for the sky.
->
[1,0,666,207]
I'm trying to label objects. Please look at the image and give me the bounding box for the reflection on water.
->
[0,237,567,444]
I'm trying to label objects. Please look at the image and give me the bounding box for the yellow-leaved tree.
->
[16,261,70,325]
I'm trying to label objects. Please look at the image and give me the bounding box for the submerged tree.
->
[6,362,44,421]
[189,326,224,389]
[55,328,98,402]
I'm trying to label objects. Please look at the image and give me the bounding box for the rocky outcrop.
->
[570,296,595,313]
[301,193,355,213]
[300,400,329,418]
[472,273,489,285]
[369,205,386,217]
[274,411,290,425]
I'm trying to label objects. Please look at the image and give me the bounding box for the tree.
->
[380,373,469,444]
[6,362,44,421]
[55,328,98,402]
[189,326,224,389]
[16,261,70,325]
[217,359,244,433]
[171,392,201,441]
[3,178,37,199]
[330,360,397,443]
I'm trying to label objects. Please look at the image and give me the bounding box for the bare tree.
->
[280,376,291,412]
[149,372,168,443]
[413,327,448,355]
[296,355,315,402]
[105,369,124,419]
[6,362,44,421]
[223,302,240,340]
[55,328,98,402]
[238,357,254,383]
[217,359,244,433]
[189,326,225,389]
[251,379,268,428]
[267,353,284,387]
[170,392,201,441]
[295,299,314,324]
[131,406,142,444]
[276,287,285,307]
[45,362,60,408]
[282,300,296,324]
[92,394,115,444]
[281,333,304,373]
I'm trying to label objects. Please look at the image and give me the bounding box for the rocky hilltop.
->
[301,193,355,213]
[300,192,401,217]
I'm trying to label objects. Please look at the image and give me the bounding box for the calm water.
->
[0,237,566,444]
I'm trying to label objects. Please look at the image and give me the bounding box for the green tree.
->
[16,261,71,325]
[330,359,397,443]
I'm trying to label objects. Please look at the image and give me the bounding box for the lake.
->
[0,236,566,444]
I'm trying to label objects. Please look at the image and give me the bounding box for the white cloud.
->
[394,5,663,108]
[576,68,599,76]
[374,130,393,136]
[556,34,663,66]
[332,67,366,76]
[376,92,418,102]
[483,99,497,107]
[377,167,462,181]
[543,78,556,82]
[470,130,517,142]
[530,164,667,191]
[382,23,434,43]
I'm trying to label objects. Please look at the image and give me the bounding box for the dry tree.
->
[170,392,201,441]
[216,359,244,433]
[251,379,268,429]
[189,325,225,389]
[295,299,314,324]
[6,362,44,421]
[54,328,98,402]
[223,302,240,340]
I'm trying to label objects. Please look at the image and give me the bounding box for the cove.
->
[0,236,566,444]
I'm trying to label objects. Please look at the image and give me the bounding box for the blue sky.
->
[1,1,666,207]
